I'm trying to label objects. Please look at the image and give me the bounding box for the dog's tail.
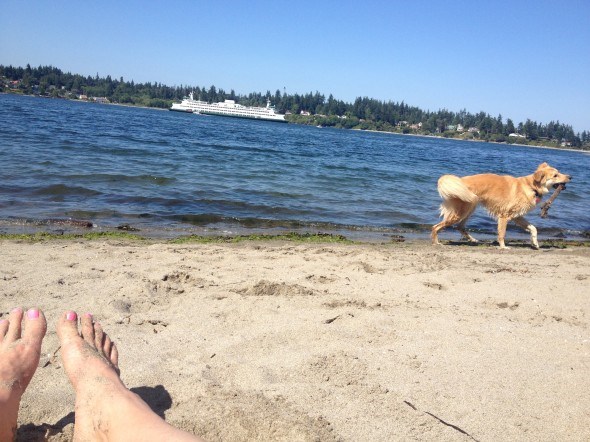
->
[437,175,478,203]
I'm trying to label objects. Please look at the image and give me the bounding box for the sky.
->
[1,0,589,132]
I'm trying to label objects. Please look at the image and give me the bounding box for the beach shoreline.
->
[4,238,589,441]
[2,215,589,244]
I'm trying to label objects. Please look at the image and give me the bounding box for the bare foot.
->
[0,307,47,441]
[57,311,202,441]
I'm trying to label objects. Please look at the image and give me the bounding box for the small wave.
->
[169,213,423,233]
[32,184,102,197]
[195,198,312,216]
[64,210,120,219]
[63,210,159,221]
[65,174,174,185]
[397,222,435,232]
[168,213,324,228]
[104,195,186,207]
[171,214,226,225]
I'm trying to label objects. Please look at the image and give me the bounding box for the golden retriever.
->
[431,162,572,249]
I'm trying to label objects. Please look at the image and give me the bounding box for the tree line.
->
[1,64,587,149]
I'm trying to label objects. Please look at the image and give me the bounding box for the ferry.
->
[170,92,286,123]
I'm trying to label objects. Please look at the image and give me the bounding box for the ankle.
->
[75,384,162,440]
[0,390,20,441]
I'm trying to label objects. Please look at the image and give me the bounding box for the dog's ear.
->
[533,168,546,185]
[537,162,549,170]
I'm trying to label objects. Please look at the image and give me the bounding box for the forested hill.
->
[1,64,587,150]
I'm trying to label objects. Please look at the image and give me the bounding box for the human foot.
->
[57,311,128,440]
[0,307,47,441]
[57,311,202,441]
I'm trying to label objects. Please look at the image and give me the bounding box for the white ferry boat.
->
[170,92,286,123]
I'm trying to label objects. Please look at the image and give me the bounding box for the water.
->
[1,94,589,240]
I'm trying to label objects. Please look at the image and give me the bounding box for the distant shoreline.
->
[355,128,590,154]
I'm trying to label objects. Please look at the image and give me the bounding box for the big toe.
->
[23,308,47,345]
[57,311,82,345]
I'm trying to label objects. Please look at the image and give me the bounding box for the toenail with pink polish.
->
[27,308,40,319]
[66,311,77,321]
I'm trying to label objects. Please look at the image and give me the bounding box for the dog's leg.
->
[497,217,510,249]
[432,220,450,245]
[432,200,466,245]
[457,204,478,243]
[432,212,463,245]
[432,216,463,245]
[458,224,478,242]
[514,217,539,250]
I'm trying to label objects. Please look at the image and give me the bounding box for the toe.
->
[22,308,47,345]
[102,335,120,372]
[80,313,96,347]
[5,307,24,342]
[0,318,8,342]
[110,342,119,368]
[103,334,112,358]
[94,322,105,355]
[57,311,81,344]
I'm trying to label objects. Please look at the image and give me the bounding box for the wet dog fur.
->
[431,162,572,249]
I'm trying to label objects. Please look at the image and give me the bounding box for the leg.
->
[457,224,478,242]
[0,307,47,441]
[514,216,539,250]
[432,219,455,245]
[456,204,478,243]
[497,217,510,249]
[432,201,464,245]
[57,311,203,442]
[433,200,476,245]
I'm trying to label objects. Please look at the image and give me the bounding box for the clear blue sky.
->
[2,0,589,132]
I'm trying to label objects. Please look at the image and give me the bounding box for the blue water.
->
[1,93,589,240]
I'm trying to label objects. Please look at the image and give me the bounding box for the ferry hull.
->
[197,111,287,123]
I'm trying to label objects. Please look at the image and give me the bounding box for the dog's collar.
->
[533,189,542,203]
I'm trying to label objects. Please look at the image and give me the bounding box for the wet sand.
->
[3,239,589,441]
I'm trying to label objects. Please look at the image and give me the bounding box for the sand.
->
[2,238,589,441]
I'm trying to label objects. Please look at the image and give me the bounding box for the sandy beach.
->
[2,238,589,441]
